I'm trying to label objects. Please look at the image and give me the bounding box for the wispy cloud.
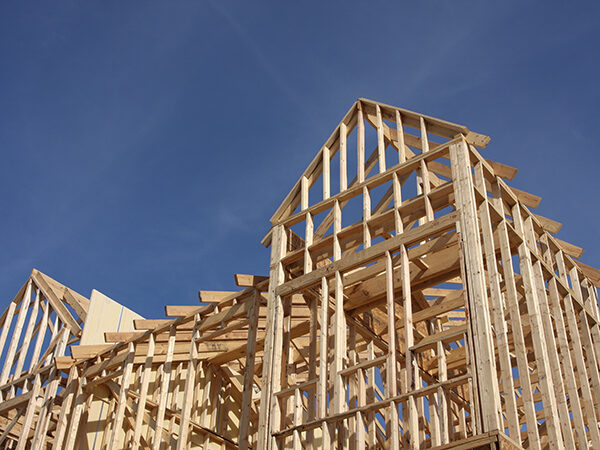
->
[207,0,311,118]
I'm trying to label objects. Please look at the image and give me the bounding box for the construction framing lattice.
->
[0,98,599,449]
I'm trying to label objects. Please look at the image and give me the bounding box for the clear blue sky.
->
[1,1,598,318]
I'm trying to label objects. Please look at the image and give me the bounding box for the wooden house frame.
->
[0,98,599,449]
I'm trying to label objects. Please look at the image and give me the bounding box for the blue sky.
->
[0,1,599,318]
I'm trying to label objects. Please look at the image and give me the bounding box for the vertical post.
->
[376,105,386,173]
[238,293,261,450]
[436,320,448,445]
[356,365,366,449]
[366,313,376,448]
[392,172,403,235]
[362,186,371,249]
[52,366,79,450]
[131,333,155,450]
[153,326,177,450]
[323,146,331,200]
[348,325,357,450]
[418,118,433,221]
[419,117,429,153]
[178,315,201,450]
[340,123,348,192]
[385,251,399,449]
[281,294,293,445]
[332,197,345,444]
[199,364,214,448]
[306,294,318,450]
[333,200,341,260]
[108,342,135,450]
[257,224,287,450]
[357,103,365,183]
[449,138,501,433]
[301,176,309,211]
[292,387,302,449]
[456,229,482,436]
[395,111,405,164]
[305,213,314,275]
[63,365,89,450]
[401,242,418,449]
[333,270,346,436]
[428,322,440,447]
[16,373,41,450]
[318,276,331,450]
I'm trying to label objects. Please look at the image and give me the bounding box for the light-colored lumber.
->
[0,281,32,386]
[1,98,599,450]
[238,292,260,450]
[450,139,502,433]
[235,274,269,287]
[198,290,239,303]
[473,163,520,442]
[512,203,563,448]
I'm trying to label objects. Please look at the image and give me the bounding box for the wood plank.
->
[509,186,541,208]
[340,122,348,190]
[410,324,467,353]
[412,291,464,324]
[553,236,584,259]
[0,391,33,415]
[376,105,386,173]
[486,159,517,180]
[533,213,561,234]
[197,290,239,303]
[165,305,202,317]
[235,274,269,287]
[575,259,600,287]
[55,356,75,370]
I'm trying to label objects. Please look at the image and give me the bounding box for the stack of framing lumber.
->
[0,98,599,449]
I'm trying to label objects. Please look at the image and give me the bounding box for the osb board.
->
[80,289,144,346]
